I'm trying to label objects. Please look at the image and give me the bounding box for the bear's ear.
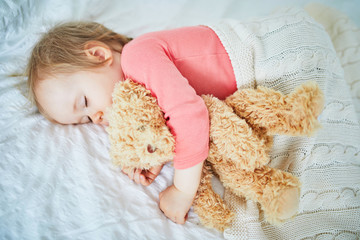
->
[121,79,151,97]
[108,78,165,126]
[113,79,154,105]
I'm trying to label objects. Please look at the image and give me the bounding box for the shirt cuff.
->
[173,146,209,170]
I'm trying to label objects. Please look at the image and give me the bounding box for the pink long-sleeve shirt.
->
[121,26,236,169]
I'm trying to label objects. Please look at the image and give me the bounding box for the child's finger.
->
[122,167,132,175]
[133,169,142,184]
[140,173,155,186]
[121,167,129,174]
[123,167,135,180]
[145,171,158,180]
[133,170,138,183]
[139,174,150,186]
[140,170,158,186]
[128,169,134,180]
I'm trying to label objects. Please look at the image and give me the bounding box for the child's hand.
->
[159,184,195,224]
[122,165,163,186]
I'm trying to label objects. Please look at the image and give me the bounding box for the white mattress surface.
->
[0,1,359,239]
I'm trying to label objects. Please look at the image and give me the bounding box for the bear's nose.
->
[147,144,156,153]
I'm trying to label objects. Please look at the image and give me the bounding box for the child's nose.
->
[91,111,104,125]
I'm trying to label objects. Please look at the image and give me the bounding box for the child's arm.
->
[159,160,204,224]
[121,35,210,223]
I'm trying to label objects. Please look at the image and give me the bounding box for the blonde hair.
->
[26,21,132,121]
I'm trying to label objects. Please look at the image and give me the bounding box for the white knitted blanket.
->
[209,5,360,240]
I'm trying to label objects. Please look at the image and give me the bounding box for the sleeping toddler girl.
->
[26,7,335,225]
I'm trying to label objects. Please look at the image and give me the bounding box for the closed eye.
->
[84,96,92,122]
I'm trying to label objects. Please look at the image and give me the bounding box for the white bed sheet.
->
[1,1,359,239]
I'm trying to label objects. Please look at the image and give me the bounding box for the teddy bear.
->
[106,79,324,231]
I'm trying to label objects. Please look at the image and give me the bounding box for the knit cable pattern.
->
[209,6,360,240]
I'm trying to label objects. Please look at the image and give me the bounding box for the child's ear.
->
[84,41,113,64]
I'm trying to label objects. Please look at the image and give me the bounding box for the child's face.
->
[35,52,123,125]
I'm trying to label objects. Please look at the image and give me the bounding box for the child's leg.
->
[225,81,324,136]
[193,162,235,231]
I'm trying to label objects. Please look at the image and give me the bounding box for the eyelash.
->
[84,96,92,122]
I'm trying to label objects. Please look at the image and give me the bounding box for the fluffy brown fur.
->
[107,79,324,231]
[107,80,175,170]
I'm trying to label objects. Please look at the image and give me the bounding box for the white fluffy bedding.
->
[0,1,359,239]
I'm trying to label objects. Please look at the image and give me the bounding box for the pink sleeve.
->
[121,37,209,169]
